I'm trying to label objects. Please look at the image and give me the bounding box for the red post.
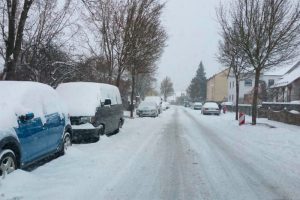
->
[239,112,245,125]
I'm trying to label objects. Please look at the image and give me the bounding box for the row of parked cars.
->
[0,81,124,178]
[136,96,170,117]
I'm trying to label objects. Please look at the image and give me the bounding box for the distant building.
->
[206,68,229,102]
[271,61,300,102]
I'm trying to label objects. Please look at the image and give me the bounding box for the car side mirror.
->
[104,99,111,106]
[19,112,34,122]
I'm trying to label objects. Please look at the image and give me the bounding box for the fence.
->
[226,103,300,126]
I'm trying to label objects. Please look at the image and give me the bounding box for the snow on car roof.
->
[56,82,122,116]
[203,102,219,108]
[0,81,63,130]
[56,82,102,116]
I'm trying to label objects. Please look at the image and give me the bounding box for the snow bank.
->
[289,110,300,114]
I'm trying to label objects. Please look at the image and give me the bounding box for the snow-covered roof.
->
[264,64,294,76]
[272,62,300,88]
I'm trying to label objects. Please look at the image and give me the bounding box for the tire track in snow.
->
[181,108,298,200]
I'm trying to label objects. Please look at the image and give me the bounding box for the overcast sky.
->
[158,0,223,92]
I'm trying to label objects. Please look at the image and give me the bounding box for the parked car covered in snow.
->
[202,102,221,115]
[0,81,72,177]
[56,82,124,141]
[144,96,163,113]
[136,101,159,117]
[192,102,202,110]
[162,102,168,111]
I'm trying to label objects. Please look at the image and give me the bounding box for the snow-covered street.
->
[1,106,300,200]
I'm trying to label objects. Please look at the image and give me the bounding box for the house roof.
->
[272,61,300,88]
[264,63,294,76]
[207,68,229,81]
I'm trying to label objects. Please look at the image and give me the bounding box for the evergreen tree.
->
[187,61,207,102]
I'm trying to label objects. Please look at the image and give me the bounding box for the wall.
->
[207,69,229,102]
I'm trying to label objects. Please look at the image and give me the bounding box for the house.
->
[271,61,300,102]
[227,64,293,104]
[206,68,229,102]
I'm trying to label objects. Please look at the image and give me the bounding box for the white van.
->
[56,82,124,142]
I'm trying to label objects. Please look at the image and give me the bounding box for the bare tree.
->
[160,76,174,101]
[0,0,34,80]
[82,0,128,86]
[217,10,249,120]
[18,0,78,86]
[219,0,300,124]
[124,0,167,117]
[136,73,157,100]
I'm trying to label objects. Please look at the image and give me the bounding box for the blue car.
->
[0,81,72,177]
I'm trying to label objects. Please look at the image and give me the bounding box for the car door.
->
[42,92,65,151]
[16,91,48,163]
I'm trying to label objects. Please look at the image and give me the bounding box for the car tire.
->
[115,120,122,134]
[59,132,72,156]
[0,150,17,178]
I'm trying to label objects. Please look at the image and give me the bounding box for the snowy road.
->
[1,106,300,200]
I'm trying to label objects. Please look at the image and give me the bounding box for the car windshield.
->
[1,1,300,199]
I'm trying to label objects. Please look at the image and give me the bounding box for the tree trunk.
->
[235,75,239,120]
[130,69,135,118]
[115,70,121,87]
[251,69,260,125]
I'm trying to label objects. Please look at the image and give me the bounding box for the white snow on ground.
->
[1,106,300,200]
[0,110,173,200]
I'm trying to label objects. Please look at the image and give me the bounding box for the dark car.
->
[56,82,124,141]
[0,81,72,177]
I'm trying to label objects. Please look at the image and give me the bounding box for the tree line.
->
[0,0,167,115]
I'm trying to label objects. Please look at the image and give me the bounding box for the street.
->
[1,106,300,200]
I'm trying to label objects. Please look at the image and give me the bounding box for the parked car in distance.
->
[0,81,72,177]
[192,102,202,110]
[136,101,159,117]
[56,82,124,141]
[144,96,163,114]
[162,102,168,111]
[202,102,221,115]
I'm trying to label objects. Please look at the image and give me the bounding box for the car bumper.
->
[202,110,220,115]
[71,124,104,142]
[139,111,157,117]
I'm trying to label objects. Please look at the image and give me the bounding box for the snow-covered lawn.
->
[1,106,300,200]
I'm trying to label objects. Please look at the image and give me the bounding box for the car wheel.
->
[60,132,72,156]
[115,120,122,134]
[0,150,16,178]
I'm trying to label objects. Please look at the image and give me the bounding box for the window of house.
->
[268,79,274,87]
[229,82,231,88]
[244,79,252,87]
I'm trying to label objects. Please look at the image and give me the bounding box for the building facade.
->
[206,69,229,102]
[227,64,294,104]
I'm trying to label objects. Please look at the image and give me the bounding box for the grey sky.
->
[158,0,223,92]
